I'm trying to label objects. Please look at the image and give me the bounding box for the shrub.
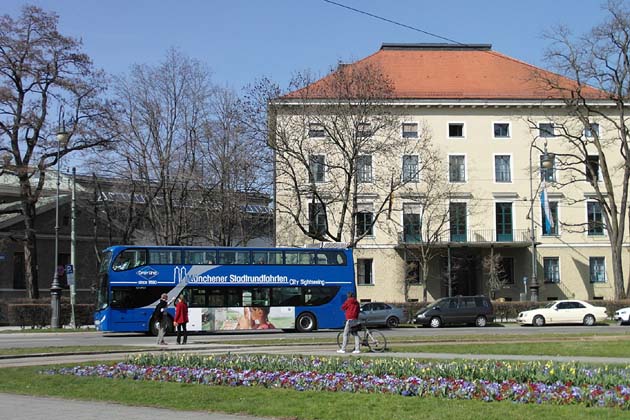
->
[7,299,95,328]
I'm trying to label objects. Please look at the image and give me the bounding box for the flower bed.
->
[45,354,630,409]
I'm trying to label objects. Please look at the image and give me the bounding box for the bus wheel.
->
[296,312,316,332]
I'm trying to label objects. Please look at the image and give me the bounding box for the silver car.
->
[359,302,407,328]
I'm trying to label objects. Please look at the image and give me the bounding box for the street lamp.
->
[528,143,555,302]
[51,114,70,329]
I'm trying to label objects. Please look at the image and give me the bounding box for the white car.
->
[614,307,630,325]
[517,300,607,327]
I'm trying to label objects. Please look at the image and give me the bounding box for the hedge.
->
[6,300,95,329]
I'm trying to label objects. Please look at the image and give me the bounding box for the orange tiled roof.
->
[284,44,607,101]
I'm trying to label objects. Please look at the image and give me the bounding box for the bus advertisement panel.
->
[95,245,355,334]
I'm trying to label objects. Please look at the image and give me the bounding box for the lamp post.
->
[51,115,69,329]
[528,143,554,302]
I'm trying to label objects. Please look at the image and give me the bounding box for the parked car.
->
[413,295,494,328]
[359,302,407,328]
[517,300,607,326]
[614,307,630,325]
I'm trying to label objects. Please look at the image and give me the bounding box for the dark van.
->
[413,295,494,328]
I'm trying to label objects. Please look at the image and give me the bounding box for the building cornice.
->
[271,98,618,109]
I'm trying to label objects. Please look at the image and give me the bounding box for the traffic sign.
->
[66,264,75,286]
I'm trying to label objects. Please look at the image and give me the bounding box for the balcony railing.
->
[399,229,532,245]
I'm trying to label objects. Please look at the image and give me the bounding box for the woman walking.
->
[174,295,189,344]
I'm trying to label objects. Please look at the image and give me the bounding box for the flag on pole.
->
[540,180,554,234]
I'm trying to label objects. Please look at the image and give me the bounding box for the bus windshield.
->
[94,245,355,334]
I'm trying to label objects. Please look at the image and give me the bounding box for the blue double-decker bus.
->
[94,244,355,334]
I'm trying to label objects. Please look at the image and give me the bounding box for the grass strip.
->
[389,340,630,357]
[0,346,145,357]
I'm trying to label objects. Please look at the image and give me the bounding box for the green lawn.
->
[0,365,626,420]
[389,339,630,357]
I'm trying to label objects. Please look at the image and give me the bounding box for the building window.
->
[448,123,464,138]
[586,155,600,183]
[402,123,418,138]
[357,258,373,285]
[585,122,599,138]
[403,203,421,242]
[449,155,466,182]
[309,155,325,183]
[541,201,558,235]
[539,123,555,137]
[494,155,511,183]
[449,202,467,242]
[501,257,515,284]
[543,257,560,283]
[402,155,419,182]
[587,201,604,235]
[493,122,510,138]
[308,202,327,236]
[357,155,372,183]
[356,210,374,236]
[356,122,372,138]
[308,123,325,138]
[589,257,606,283]
[495,202,513,241]
[541,154,556,182]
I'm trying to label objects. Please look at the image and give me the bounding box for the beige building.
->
[270,43,630,303]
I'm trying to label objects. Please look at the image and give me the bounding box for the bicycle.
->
[336,321,387,353]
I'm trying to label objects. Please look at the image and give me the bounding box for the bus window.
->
[111,286,170,308]
[302,286,340,306]
[243,288,270,306]
[316,251,346,265]
[285,251,315,265]
[271,287,302,306]
[190,288,207,307]
[185,250,217,265]
[149,249,181,265]
[112,249,147,271]
[218,250,250,265]
[252,251,283,265]
[99,251,112,273]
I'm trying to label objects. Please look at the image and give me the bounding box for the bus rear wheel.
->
[296,312,317,332]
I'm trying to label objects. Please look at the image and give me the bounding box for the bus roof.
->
[102,244,350,252]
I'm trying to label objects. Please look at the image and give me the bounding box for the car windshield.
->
[425,300,443,310]
[544,302,557,308]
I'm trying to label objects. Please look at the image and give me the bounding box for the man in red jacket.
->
[338,291,360,354]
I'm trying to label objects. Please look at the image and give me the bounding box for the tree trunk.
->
[611,240,626,299]
[20,197,39,299]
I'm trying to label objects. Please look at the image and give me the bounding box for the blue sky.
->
[4,1,612,91]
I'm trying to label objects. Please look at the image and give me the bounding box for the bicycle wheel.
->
[336,331,344,349]
[365,329,387,352]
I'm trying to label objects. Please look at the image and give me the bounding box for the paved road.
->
[0,393,270,420]
[2,324,629,349]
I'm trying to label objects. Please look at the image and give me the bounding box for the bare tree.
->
[269,62,445,247]
[92,48,212,245]
[196,87,270,245]
[482,251,507,299]
[0,6,115,298]
[535,0,630,298]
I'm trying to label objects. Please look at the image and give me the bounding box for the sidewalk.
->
[1,393,270,420]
